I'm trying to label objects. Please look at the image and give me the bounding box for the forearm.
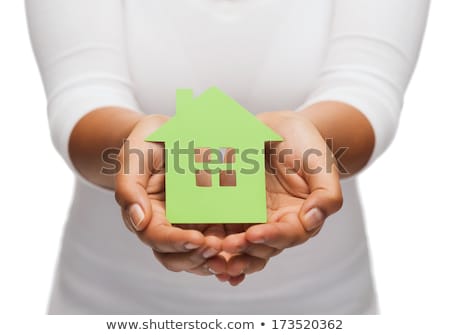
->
[69,107,144,189]
[299,101,375,177]
[297,0,429,177]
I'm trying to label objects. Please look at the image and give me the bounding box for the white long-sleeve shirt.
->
[26,0,429,314]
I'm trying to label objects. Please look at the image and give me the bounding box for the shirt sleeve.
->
[299,0,430,167]
[26,0,141,178]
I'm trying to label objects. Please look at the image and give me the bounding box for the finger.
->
[187,265,213,276]
[226,254,263,276]
[153,249,210,274]
[222,233,280,259]
[215,273,231,282]
[228,274,246,286]
[160,224,223,253]
[199,225,225,260]
[152,236,221,272]
[205,256,227,275]
[245,244,283,259]
[227,254,267,276]
[152,249,203,273]
[140,216,205,253]
[222,232,247,253]
[203,252,230,275]
[246,213,310,249]
[188,254,228,276]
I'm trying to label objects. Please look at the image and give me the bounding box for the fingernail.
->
[184,243,201,250]
[303,208,325,232]
[202,248,218,258]
[252,238,265,244]
[207,267,219,275]
[124,220,134,233]
[128,204,144,230]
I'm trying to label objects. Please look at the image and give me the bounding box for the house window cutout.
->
[195,148,211,163]
[219,170,236,187]
[220,148,236,163]
[195,170,212,187]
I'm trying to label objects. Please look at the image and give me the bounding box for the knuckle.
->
[330,190,344,210]
[138,232,158,250]
[288,232,307,248]
[320,188,343,213]
[114,189,124,206]
[114,180,130,207]
[290,225,306,247]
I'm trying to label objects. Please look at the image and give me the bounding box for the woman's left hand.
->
[216,111,343,283]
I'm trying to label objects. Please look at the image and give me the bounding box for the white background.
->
[0,1,448,318]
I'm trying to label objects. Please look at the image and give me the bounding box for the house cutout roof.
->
[145,87,283,146]
[144,87,283,224]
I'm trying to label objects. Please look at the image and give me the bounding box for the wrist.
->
[69,107,146,189]
[297,101,375,176]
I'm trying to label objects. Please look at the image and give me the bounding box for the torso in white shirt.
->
[27,0,427,314]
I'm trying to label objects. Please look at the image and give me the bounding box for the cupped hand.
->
[115,115,226,276]
[220,111,343,278]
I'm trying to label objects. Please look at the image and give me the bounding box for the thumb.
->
[114,115,168,232]
[299,163,343,233]
[114,140,156,232]
[115,175,153,232]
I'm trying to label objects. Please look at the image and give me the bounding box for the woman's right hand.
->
[114,114,225,276]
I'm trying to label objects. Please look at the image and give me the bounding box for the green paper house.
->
[145,87,282,224]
